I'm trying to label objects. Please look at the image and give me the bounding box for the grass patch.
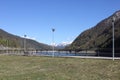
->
[0,55,120,80]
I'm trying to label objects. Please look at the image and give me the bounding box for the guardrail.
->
[0,48,120,57]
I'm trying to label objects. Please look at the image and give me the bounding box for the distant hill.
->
[0,29,52,50]
[66,10,120,54]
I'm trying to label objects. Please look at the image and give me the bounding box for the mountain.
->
[0,29,52,50]
[56,42,71,49]
[66,10,120,54]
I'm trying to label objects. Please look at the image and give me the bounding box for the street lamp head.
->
[112,16,116,22]
[24,35,27,37]
[52,28,55,32]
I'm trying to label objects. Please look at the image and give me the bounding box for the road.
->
[63,56,120,60]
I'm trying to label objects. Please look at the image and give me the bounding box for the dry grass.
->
[0,55,120,80]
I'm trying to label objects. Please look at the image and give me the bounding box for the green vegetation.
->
[0,39,7,46]
[0,39,19,47]
[0,55,120,80]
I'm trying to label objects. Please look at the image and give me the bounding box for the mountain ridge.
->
[0,29,52,50]
[66,10,120,53]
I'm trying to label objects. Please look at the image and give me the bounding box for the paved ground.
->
[63,56,120,60]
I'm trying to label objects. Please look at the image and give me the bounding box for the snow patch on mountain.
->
[56,41,72,49]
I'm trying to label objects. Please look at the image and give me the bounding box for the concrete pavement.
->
[63,56,120,60]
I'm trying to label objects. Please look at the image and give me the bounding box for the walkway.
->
[63,56,120,60]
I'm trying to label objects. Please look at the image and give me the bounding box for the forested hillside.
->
[0,29,52,50]
[67,10,120,53]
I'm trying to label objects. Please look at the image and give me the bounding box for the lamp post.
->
[24,35,27,53]
[112,17,115,61]
[52,28,55,57]
[6,40,8,54]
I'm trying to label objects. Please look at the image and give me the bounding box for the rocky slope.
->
[67,10,120,53]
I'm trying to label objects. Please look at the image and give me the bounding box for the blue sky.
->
[0,0,120,45]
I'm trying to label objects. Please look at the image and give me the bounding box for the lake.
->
[35,51,97,57]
